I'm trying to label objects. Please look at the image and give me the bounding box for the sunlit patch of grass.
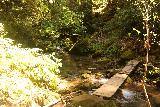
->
[0,23,4,32]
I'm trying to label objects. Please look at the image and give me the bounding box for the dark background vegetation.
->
[0,0,160,59]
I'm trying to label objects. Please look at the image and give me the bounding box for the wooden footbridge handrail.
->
[93,60,140,98]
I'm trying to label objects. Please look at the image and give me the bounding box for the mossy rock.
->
[80,70,92,79]
[81,73,91,79]
[78,79,99,90]
[71,94,117,107]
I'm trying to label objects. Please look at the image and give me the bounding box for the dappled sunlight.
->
[91,77,108,84]
[0,74,60,106]
[58,80,69,90]
[92,0,107,13]
[0,23,4,33]
[0,37,61,106]
[0,23,7,37]
[57,72,109,94]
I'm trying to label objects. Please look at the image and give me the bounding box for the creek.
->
[58,53,160,107]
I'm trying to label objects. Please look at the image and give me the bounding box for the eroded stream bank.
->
[57,53,160,107]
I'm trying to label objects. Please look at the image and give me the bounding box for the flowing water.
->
[58,53,160,107]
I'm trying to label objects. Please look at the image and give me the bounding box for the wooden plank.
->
[93,60,139,98]
[120,60,139,74]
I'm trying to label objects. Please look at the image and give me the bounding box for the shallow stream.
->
[59,53,160,107]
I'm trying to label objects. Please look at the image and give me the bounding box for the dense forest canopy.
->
[0,0,160,57]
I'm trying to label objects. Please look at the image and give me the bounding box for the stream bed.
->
[58,53,160,107]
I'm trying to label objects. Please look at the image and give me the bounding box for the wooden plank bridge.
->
[93,60,140,98]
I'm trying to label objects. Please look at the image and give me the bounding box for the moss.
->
[73,99,117,107]
[71,94,117,107]
[121,49,134,60]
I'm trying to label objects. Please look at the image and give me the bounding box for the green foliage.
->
[104,5,143,38]
[97,57,112,63]
[72,0,144,56]
[72,36,92,54]
[72,32,121,57]
[121,49,135,60]
[0,37,62,89]
[0,0,85,51]
[0,74,59,106]
[147,66,160,83]
[0,37,62,106]
[0,23,7,37]
[1,0,160,58]
[105,43,120,57]
[146,65,160,86]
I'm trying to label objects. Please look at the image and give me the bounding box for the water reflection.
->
[115,87,147,107]
[121,89,136,99]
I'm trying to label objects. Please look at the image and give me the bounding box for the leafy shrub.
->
[0,74,59,106]
[0,37,62,106]
[103,5,143,38]
[147,66,160,81]
[0,38,62,89]
[72,34,121,57]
